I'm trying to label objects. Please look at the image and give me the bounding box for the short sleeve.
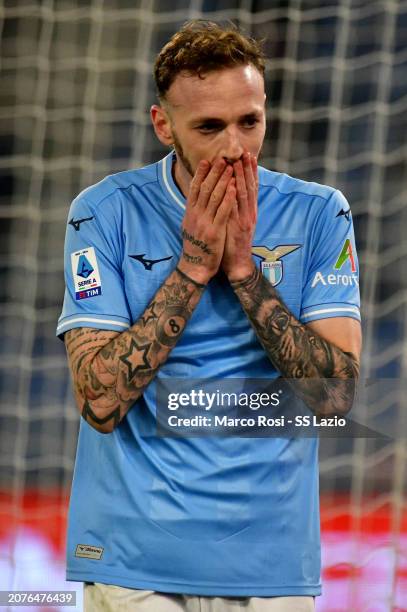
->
[300,190,361,324]
[56,195,131,338]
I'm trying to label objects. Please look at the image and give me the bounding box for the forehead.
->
[166,64,265,117]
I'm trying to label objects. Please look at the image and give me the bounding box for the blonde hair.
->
[154,20,266,100]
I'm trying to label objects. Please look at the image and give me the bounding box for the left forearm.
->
[231,265,359,416]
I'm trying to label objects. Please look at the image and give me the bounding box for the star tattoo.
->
[141,302,159,326]
[119,339,151,381]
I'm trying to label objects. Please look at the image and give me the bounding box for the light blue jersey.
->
[57,151,360,596]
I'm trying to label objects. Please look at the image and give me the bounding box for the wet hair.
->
[154,20,266,100]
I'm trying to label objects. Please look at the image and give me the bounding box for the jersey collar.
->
[159,150,186,212]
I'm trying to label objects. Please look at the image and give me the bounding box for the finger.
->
[233,159,249,217]
[243,151,256,199]
[214,178,237,225]
[243,152,257,223]
[196,158,227,210]
[251,155,258,191]
[251,155,259,222]
[206,165,233,220]
[188,160,211,207]
[228,202,239,225]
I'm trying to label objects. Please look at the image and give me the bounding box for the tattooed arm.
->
[220,152,361,416]
[65,268,206,434]
[65,158,236,434]
[230,265,361,416]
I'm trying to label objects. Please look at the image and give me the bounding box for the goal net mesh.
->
[1,0,406,609]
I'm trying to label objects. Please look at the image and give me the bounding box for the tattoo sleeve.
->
[231,266,360,416]
[65,267,206,433]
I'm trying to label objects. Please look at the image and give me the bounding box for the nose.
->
[221,126,244,164]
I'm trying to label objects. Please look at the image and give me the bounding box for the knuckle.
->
[209,190,219,203]
[200,183,211,196]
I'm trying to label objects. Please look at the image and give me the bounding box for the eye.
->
[198,124,222,133]
[242,117,260,128]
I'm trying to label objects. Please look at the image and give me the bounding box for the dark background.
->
[0,0,406,500]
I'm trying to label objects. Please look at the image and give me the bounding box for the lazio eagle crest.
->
[252,245,301,286]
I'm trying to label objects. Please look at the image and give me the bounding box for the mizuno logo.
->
[69,216,94,231]
[75,543,104,560]
[129,253,173,271]
[336,208,351,222]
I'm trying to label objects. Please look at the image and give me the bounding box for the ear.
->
[150,104,173,146]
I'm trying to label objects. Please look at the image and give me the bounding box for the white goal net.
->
[0,1,406,610]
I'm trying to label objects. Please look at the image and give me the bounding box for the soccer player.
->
[57,20,361,611]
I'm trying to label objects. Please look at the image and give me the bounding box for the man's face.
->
[163,64,266,178]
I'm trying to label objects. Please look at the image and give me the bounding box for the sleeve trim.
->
[301,306,360,320]
[57,316,130,335]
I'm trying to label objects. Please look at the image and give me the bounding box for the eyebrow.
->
[189,112,261,126]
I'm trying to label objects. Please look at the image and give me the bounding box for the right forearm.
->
[66,159,237,433]
[77,266,205,432]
